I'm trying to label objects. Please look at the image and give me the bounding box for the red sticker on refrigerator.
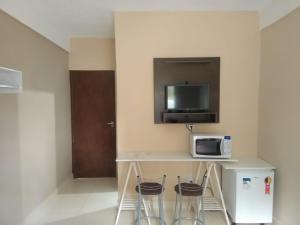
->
[264,177,272,195]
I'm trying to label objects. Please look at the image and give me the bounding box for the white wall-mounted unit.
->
[0,67,22,93]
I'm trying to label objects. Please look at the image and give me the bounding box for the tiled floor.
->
[23,178,118,225]
[23,178,254,225]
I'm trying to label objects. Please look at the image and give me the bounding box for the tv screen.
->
[166,84,209,111]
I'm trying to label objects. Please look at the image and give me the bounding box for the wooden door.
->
[70,71,116,178]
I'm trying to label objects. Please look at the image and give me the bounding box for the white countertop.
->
[116,151,238,162]
[219,158,275,170]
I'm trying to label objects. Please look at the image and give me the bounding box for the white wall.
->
[0,10,71,225]
[115,11,260,198]
[259,7,300,225]
[69,38,116,70]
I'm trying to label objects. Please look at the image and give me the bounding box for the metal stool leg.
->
[178,193,182,225]
[136,177,143,225]
[172,194,179,225]
[158,194,164,225]
[136,192,142,225]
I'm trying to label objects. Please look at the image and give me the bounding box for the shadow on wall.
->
[0,95,23,225]
[17,90,57,216]
[16,58,71,219]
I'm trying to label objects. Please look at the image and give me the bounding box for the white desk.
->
[115,152,237,225]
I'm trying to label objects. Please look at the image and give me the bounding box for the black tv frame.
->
[154,57,220,124]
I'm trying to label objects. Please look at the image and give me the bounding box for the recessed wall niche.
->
[154,57,220,124]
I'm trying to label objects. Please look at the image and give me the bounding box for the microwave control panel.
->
[222,136,232,156]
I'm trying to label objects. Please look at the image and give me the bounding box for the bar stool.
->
[173,176,205,225]
[135,175,167,225]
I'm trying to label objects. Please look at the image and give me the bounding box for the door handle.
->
[107,121,115,128]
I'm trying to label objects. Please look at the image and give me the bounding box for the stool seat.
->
[135,182,163,195]
[175,182,203,196]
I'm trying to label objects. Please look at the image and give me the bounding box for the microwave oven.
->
[190,134,232,158]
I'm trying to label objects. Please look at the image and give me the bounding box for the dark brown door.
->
[70,71,116,178]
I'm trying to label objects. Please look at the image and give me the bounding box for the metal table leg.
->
[211,163,230,225]
[115,162,134,225]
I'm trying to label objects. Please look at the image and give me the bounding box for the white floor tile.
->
[23,178,261,225]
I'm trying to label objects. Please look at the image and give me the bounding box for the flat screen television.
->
[165,84,210,112]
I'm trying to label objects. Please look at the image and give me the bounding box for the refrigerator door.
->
[235,170,274,223]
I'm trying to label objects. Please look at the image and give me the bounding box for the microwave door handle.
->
[220,139,224,154]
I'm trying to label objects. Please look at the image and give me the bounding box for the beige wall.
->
[115,11,260,197]
[69,38,115,70]
[259,7,300,225]
[0,10,71,225]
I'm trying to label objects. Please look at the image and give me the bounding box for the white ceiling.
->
[0,0,298,51]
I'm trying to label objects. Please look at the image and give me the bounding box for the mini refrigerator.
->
[221,158,275,224]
